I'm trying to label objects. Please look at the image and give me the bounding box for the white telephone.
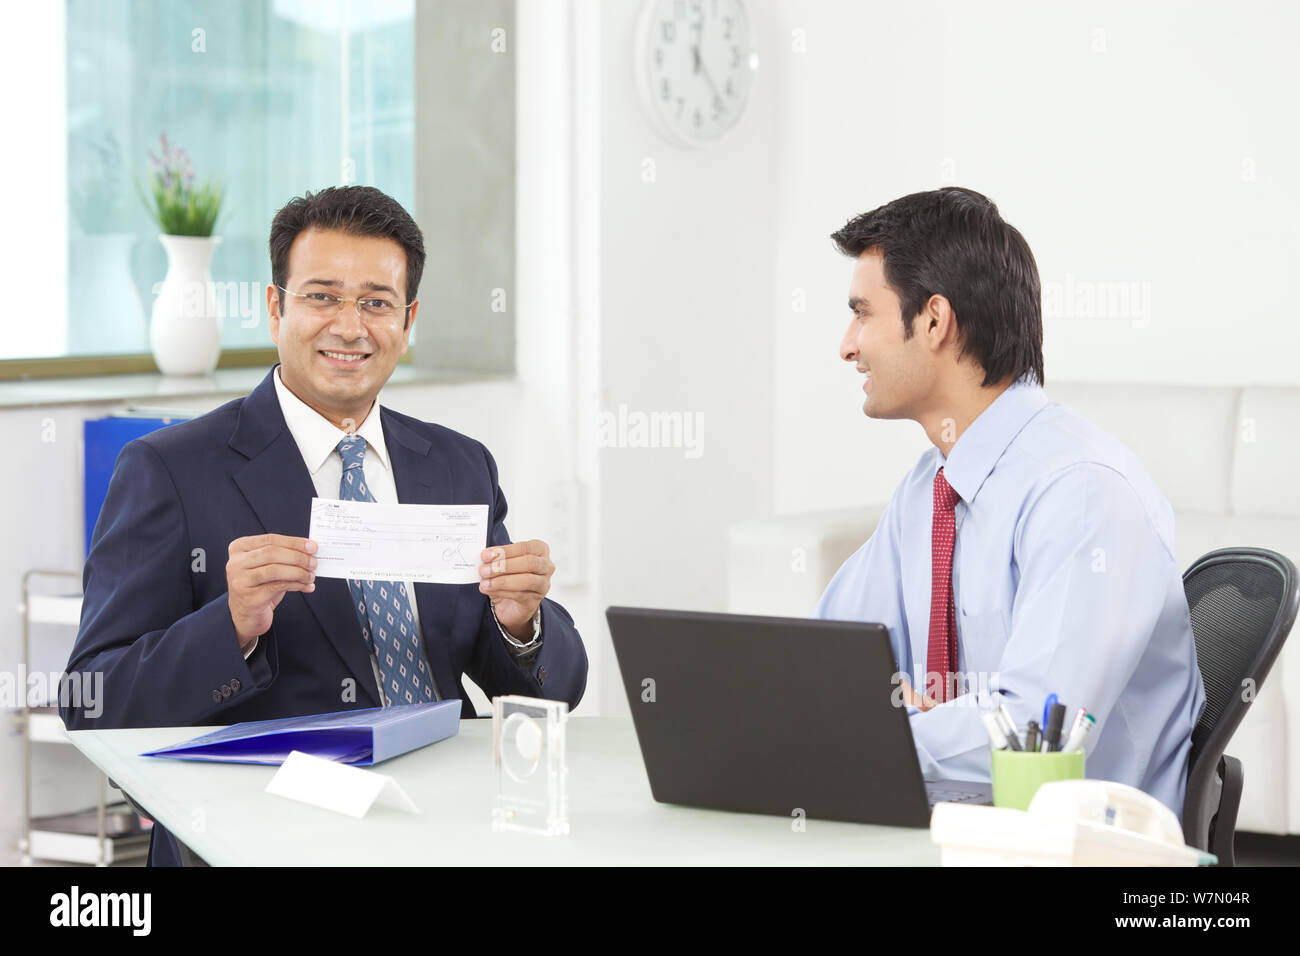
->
[930,780,1217,867]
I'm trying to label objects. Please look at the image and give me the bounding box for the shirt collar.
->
[937,376,1049,505]
[272,364,392,476]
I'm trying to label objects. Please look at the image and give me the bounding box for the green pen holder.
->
[991,749,1086,811]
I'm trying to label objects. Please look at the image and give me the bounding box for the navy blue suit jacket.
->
[61,365,587,864]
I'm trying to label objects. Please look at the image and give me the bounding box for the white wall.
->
[517,0,609,714]
[768,0,1300,514]
[590,0,780,714]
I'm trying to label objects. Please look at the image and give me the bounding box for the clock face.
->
[636,0,756,147]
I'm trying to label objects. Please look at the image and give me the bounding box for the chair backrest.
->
[1182,548,1299,845]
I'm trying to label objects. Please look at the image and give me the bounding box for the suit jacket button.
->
[211,690,223,703]
[220,683,233,699]
[537,665,547,686]
[230,678,241,692]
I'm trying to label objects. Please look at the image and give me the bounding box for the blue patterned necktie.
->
[336,435,437,705]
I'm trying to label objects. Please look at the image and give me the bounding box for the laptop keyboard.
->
[926,787,988,806]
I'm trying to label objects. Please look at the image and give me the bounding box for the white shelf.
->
[26,593,83,626]
[28,710,68,743]
[26,828,150,866]
[22,572,132,865]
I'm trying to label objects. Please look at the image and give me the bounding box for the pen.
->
[1062,713,1096,752]
[993,709,1024,751]
[1042,693,1058,733]
[1001,721,1025,752]
[1024,720,1041,753]
[997,703,1019,740]
[982,711,1009,750]
[1065,707,1089,744]
[1044,702,1067,752]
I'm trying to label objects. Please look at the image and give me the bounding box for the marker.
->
[1065,707,1089,744]
[1044,702,1067,752]
[982,711,1009,750]
[997,704,1019,741]
[1042,693,1058,733]
[1024,720,1041,753]
[1062,714,1096,752]
[993,709,1024,751]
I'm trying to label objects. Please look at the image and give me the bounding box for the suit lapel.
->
[382,408,464,704]
[228,366,381,706]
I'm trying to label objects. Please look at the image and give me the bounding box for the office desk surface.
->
[67,717,940,865]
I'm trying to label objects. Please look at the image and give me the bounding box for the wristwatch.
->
[490,601,542,651]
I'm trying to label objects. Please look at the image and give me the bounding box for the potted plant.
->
[141,133,225,375]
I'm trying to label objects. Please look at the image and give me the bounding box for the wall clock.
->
[635,0,757,147]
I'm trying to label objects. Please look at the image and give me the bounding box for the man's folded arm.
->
[463,442,588,710]
[907,463,1172,780]
[61,440,276,730]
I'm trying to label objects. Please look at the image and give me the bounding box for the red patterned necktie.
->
[926,466,961,703]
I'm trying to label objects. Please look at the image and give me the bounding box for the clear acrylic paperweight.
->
[492,695,569,836]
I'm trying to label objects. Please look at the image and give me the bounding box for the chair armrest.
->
[1211,755,1244,867]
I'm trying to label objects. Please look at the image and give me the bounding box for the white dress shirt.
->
[238,366,539,706]
[814,376,1205,820]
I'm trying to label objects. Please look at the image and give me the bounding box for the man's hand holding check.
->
[226,499,559,651]
[479,540,557,642]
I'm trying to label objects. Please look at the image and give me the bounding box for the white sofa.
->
[728,382,1300,836]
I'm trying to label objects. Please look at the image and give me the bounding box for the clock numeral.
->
[642,0,749,141]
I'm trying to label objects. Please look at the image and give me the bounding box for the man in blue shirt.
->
[814,187,1205,820]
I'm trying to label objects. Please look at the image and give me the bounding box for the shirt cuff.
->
[242,635,259,660]
[492,603,542,656]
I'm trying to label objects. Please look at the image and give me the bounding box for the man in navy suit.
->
[62,186,588,865]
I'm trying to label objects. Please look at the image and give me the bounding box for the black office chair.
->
[1181,547,1298,866]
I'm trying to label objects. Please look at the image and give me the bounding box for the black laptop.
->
[606,606,992,827]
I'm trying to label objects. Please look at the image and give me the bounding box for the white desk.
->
[67,717,939,865]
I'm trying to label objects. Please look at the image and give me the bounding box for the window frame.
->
[0,349,413,381]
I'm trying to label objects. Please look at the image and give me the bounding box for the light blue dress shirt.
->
[814,377,1206,820]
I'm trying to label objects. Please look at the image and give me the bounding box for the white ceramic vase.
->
[150,234,222,375]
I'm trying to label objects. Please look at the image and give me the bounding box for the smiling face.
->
[267,227,418,430]
[838,248,935,421]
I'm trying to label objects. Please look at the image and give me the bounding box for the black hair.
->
[270,186,425,331]
[830,186,1043,387]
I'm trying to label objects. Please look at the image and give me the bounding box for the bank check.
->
[308,498,489,585]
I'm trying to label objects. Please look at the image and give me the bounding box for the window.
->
[37,0,415,369]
